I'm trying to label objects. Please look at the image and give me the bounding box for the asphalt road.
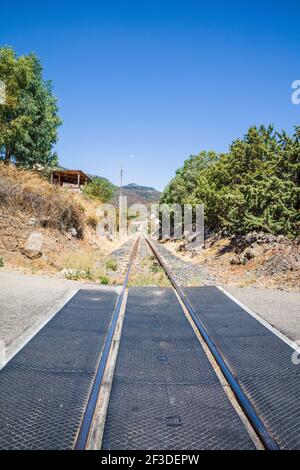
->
[226,286,300,343]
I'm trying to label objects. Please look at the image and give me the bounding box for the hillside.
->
[0,163,121,281]
[113,183,161,207]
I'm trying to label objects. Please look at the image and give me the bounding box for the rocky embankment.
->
[164,231,300,291]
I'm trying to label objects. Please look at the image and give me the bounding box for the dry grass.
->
[57,247,119,284]
[128,255,170,287]
[0,164,136,281]
[0,163,85,236]
[59,248,97,271]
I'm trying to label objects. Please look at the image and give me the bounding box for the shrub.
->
[87,215,98,229]
[83,177,115,202]
[63,268,95,281]
[150,265,160,273]
[106,258,118,271]
[0,256,4,267]
[161,126,300,237]
[100,276,109,285]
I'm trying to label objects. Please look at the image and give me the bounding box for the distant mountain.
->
[56,167,160,206]
[113,183,161,207]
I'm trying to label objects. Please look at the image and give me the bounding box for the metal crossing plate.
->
[184,286,300,450]
[102,287,255,450]
[0,289,118,450]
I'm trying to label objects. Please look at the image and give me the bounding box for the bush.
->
[150,265,160,273]
[106,258,118,271]
[83,177,115,202]
[100,275,109,285]
[87,215,98,229]
[161,126,300,237]
[0,256,4,267]
[63,268,95,281]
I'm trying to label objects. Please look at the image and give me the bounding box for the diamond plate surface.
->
[0,289,118,450]
[102,287,255,450]
[185,286,300,450]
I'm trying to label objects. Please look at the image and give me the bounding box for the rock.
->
[40,217,50,228]
[70,227,78,238]
[21,232,44,259]
[176,243,187,252]
[230,254,245,265]
[220,228,230,237]
[28,217,39,227]
[244,248,255,260]
[244,232,258,246]
[245,243,265,259]
[255,233,276,244]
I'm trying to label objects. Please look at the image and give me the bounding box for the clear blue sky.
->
[1,0,300,190]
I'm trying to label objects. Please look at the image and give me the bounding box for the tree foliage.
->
[0,47,61,167]
[83,177,115,202]
[161,126,300,237]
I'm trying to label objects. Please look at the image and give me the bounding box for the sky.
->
[1,0,300,190]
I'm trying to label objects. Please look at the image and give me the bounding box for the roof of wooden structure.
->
[51,169,92,185]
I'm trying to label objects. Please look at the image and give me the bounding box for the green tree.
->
[161,151,218,205]
[83,178,115,202]
[0,47,61,167]
[161,126,300,237]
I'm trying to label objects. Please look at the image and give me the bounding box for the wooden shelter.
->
[50,169,91,189]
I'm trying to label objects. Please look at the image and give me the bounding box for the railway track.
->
[144,237,278,450]
[74,237,140,449]
[77,235,277,450]
[1,235,299,450]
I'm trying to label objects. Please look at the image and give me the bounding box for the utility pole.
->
[120,165,123,199]
[119,164,126,240]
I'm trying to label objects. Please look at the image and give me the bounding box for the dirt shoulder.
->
[225,286,300,343]
[163,235,300,292]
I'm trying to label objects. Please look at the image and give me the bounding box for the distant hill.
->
[113,183,161,207]
[87,173,115,185]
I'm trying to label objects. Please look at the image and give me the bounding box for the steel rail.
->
[145,236,280,451]
[74,236,140,450]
